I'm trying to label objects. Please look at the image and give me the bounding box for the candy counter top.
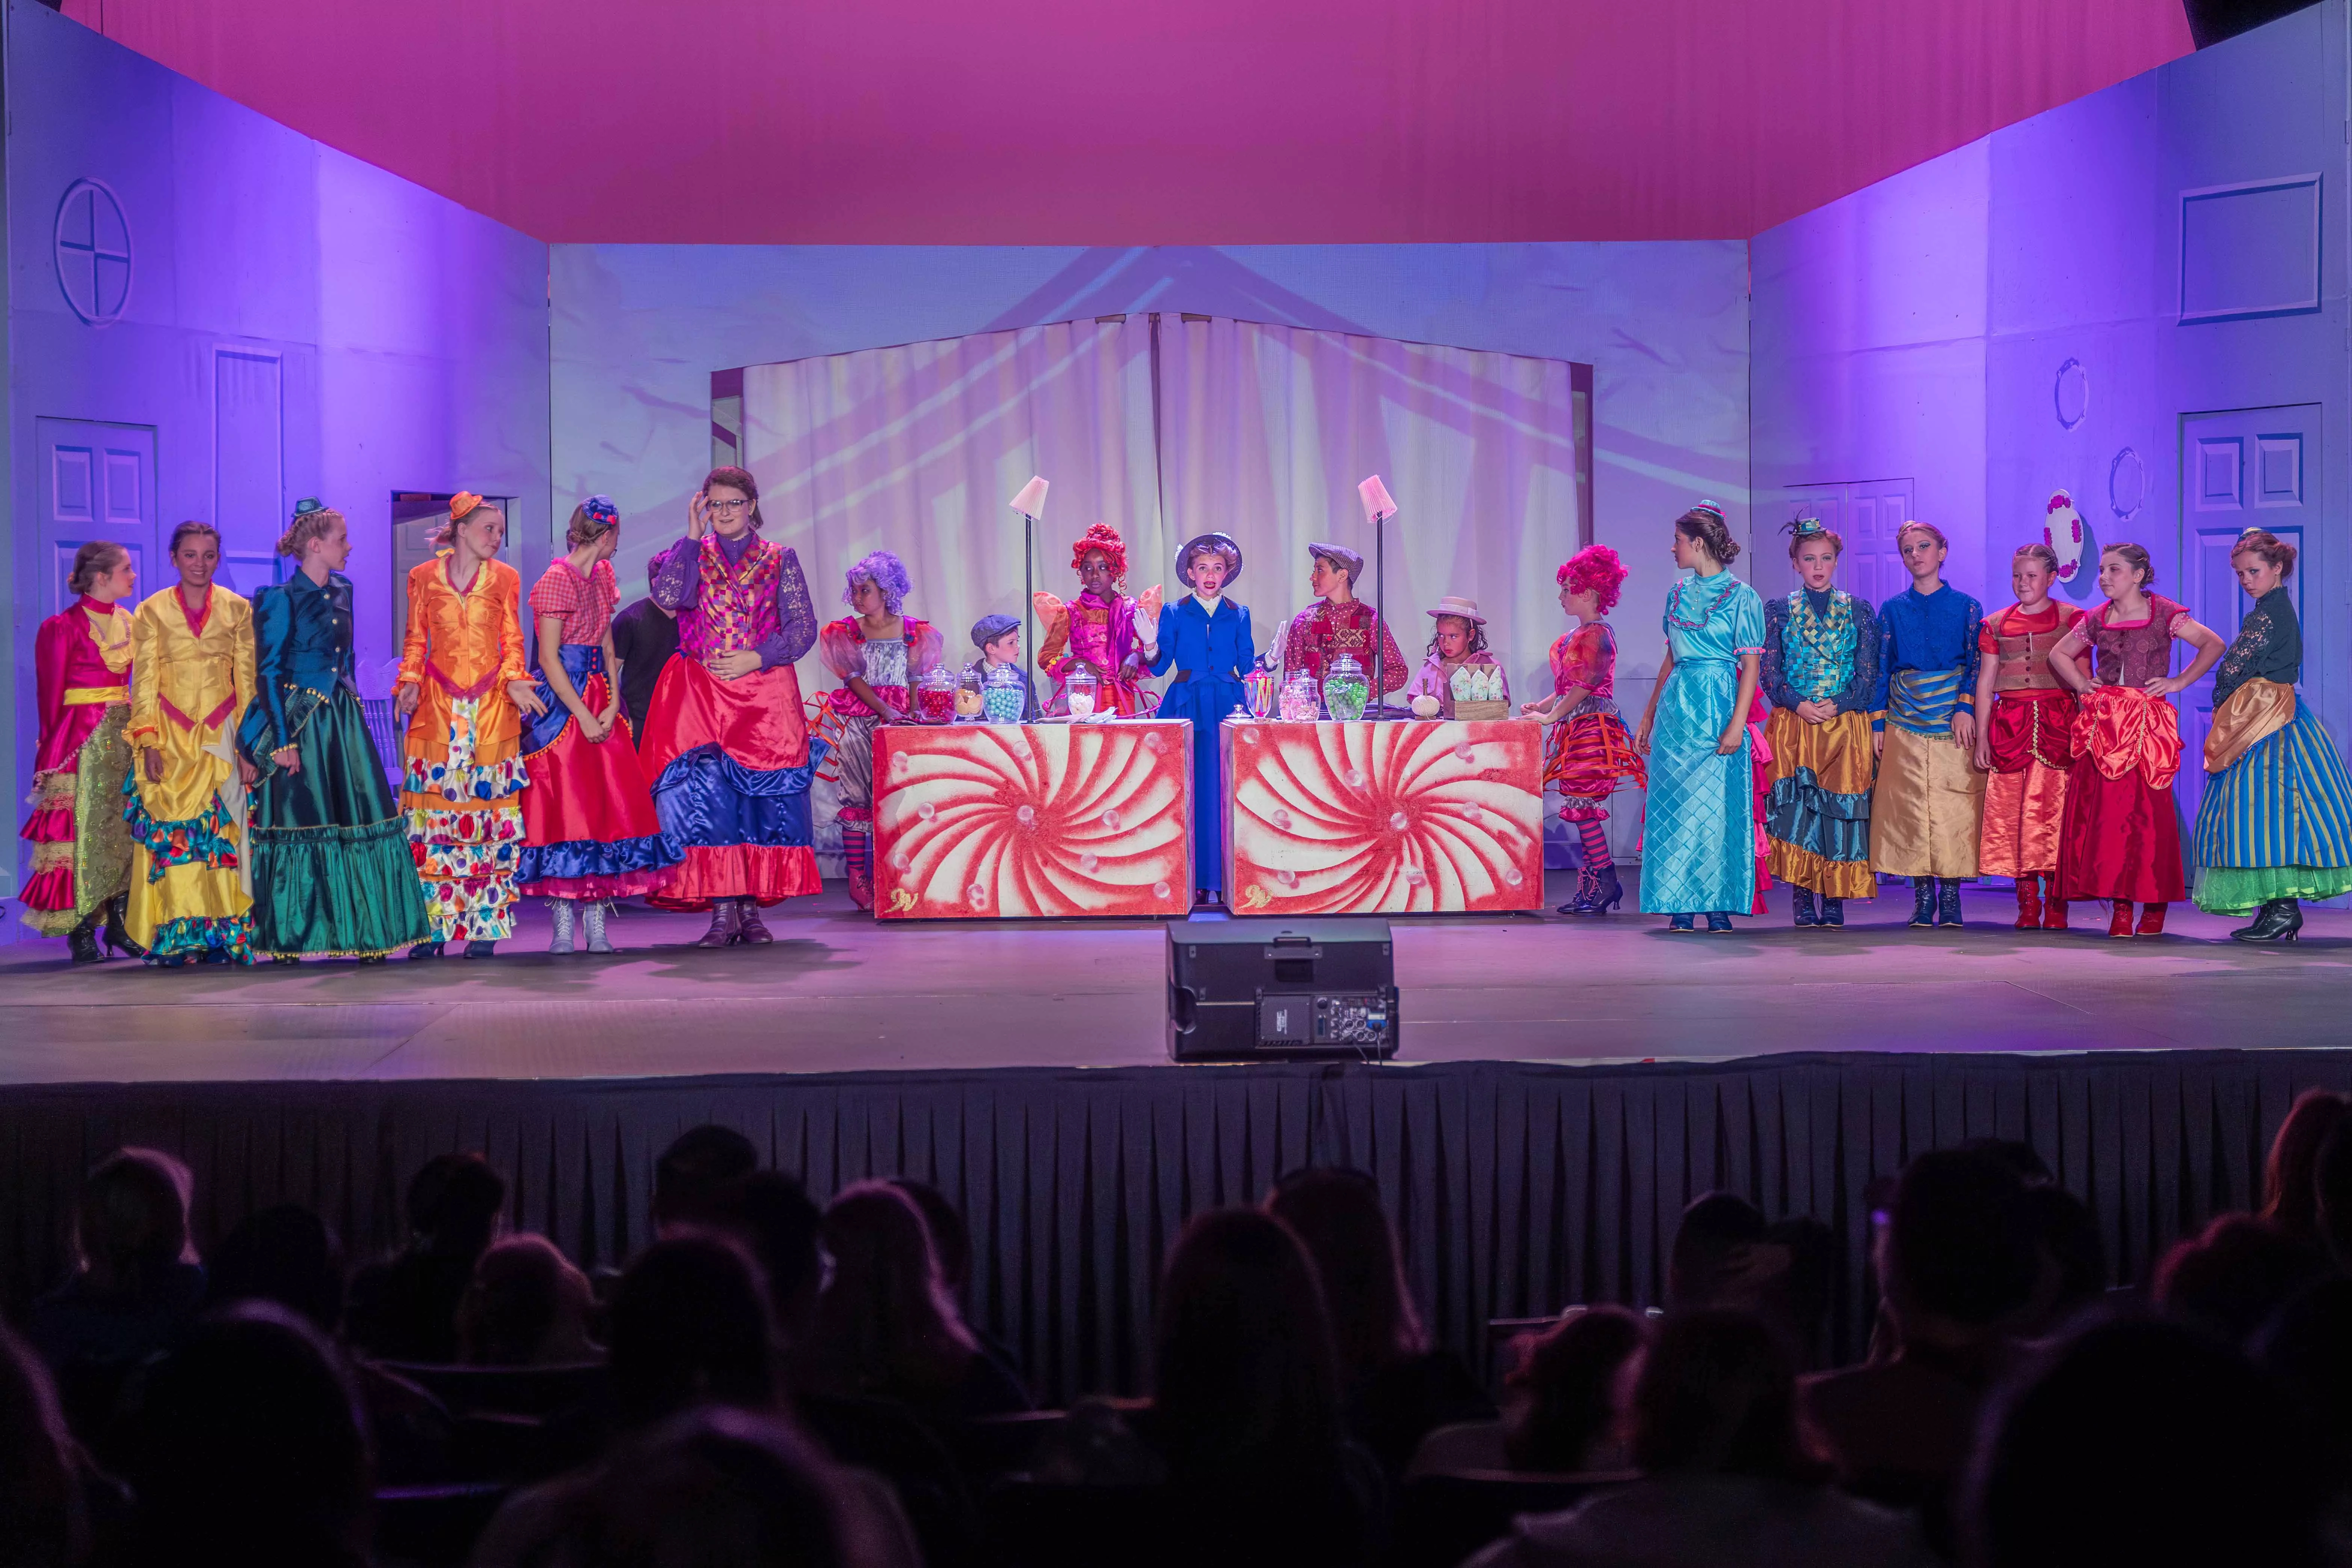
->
[1221,716,1546,915]
[871,719,1194,919]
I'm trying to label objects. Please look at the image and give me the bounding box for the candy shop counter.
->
[1221,717,1546,915]
[871,720,1194,919]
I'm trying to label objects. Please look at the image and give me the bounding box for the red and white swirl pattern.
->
[873,721,1192,919]
[1226,719,1544,913]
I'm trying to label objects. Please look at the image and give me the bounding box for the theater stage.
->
[5,873,2349,1393]
[0,873,2346,1084]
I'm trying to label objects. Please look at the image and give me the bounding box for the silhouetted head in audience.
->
[2013,1183,2104,1333]
[2257,1278,2352,1490]
[1957,1138,2052,1185]
[811,1182,978,1400]
[1630,1308,1818,1481]
[73,1147,196,1300]
[404,1151,505,1262]
[608,1236,775,1430]
[1667,1192,1768,1312]
[1154,1207,1345,1483]
[2271,1090,2352,1248]
[2154,1214,2329,1347]
[534,1406,851,1568]
[207,1203,344,1333]
[1503,1305,1649,1473]
[1880,1149,2038,1352]
[0,1323,89,1568]
[1967,1316,2327,1568]
[654,1124,760,1234]
[1264,1167,1427,1379]
[126,1302,372,1568]
[889,1177,974,1299]
[458,1234,599,1366]
[697,1172,826,1349]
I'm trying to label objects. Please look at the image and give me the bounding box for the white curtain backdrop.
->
[741,316,1164,681]
[1157,317,1584,702]
[740,315,1617,868]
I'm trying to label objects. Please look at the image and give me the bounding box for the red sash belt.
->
[426,660,500,701]
[161,694,239,732]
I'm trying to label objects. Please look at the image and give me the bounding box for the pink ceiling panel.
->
[60,0,2192,243]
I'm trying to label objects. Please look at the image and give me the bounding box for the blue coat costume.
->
[1147,593,1255,893]
[1147,536,1257,895]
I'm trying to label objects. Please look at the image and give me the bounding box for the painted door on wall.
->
[1771,479,1914,610]
[34,419,157,617]
[2177,405,2323,834]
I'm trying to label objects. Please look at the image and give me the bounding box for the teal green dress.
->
[1640,569,1765,916]
[237,571,430,958]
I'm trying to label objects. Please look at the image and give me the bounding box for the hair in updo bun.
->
[2233,528,2298,579]
[1674,503,1740,565]
[67,540,129,596]
[2103,541,2156,591]
[275,503,344,560]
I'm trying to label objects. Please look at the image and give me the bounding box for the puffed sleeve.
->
[1728,583,1765,657]
[1036,600,1073,678]
[127,598,164,748]
[1759,598,1796,709]
[32,614,70,753]
[649,537,700,612]
[396,562,429,690]
[907,618,946,677]
[815,619,863,682]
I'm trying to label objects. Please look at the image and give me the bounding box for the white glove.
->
[1134,604,1158,649]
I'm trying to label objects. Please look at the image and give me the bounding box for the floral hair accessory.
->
[581,495,619,527]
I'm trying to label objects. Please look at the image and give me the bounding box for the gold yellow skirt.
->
[1870,723,1983,879]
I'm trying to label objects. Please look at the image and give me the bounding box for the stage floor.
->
[2,872,2346,1086]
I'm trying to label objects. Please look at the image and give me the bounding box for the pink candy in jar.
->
[1278,670,1319,722]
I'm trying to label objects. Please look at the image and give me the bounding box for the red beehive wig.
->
[1069,522,1129,583]
[1558,544,1627,615]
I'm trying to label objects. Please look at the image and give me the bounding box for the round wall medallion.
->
[2054,358,2089,431]
[54,179,131,326]
[2109,447,2146,523]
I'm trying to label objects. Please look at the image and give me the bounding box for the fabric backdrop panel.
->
[741,316,1165,687]
[0,1050,2336,1402]
[1158,316,1584,706]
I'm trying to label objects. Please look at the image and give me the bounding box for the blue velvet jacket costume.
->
[1148,594,1256,892]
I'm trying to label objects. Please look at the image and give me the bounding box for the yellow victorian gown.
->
[124,583,258,961]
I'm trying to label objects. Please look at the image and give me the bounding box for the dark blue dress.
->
[1147,595,1255,892]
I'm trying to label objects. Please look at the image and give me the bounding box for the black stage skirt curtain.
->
[3,1050,2345,1400]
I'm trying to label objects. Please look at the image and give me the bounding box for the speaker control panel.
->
[1257,992,1394,1049]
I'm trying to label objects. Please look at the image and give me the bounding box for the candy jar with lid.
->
[913,665,958,725]
[1279,669,1320,722]
[983,663,1028,723]
[1064,669,1101,720]
[1244,663,1279,720]
[1322,654,1369,721]
[953,665,986,721]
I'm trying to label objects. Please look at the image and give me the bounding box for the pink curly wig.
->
[1069,522,1129,585]
[1558,544,1627,616]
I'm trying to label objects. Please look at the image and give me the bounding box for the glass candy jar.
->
[1064,669,1101,720]
[1279,669,1320,722]
[954,665,986,720]
[1322,654,1370,721]
[1244,664,1279,720]
[913,665,958,725]
[983,663,1027,724]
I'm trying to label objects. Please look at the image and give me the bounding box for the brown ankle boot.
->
[696,899,742,948]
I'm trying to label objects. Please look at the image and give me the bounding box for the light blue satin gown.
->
[1640,569,1765,916]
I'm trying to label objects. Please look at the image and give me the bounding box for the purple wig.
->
[842,550,912,616]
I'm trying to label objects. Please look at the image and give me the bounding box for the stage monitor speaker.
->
[1167,918,1399,1063]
